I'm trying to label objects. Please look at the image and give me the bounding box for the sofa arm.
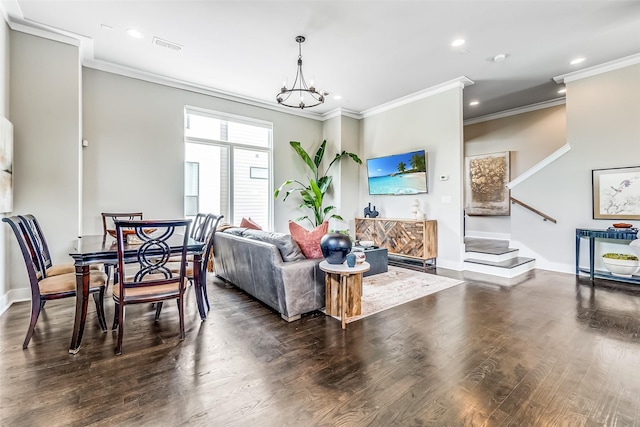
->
[273,258,324,319]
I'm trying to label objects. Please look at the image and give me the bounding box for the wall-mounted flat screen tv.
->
[367,150,428,195]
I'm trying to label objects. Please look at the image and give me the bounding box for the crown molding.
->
[554,53,640,84]
[320,108,362,121]
[83,59,325,120]
[361,76,474,118]
[463,98,566,126]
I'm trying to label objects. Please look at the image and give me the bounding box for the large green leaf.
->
[313,140,327,170]
[290,141,316,174]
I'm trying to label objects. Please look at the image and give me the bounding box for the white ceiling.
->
[4,0,640,119]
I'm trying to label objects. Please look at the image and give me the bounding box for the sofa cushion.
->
[240,217,262,230]
[222,227,247,236]
[241,229,306,262]
[288,221,328,259]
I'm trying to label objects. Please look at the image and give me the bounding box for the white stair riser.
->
[464,250,519,263]
[463,260,535,278]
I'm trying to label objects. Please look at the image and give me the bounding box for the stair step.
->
[464,237,509,251]
[463,257,535,278]
[464,257,535,269]
[467,246,518,256]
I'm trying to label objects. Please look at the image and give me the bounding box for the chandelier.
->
[276,36,325,109]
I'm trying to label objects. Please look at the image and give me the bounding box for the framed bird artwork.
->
[592,166,640,220]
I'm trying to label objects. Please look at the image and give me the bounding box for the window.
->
[184,162,199,217]
[184,107,272,228]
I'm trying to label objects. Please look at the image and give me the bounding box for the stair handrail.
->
[510,197,557,223]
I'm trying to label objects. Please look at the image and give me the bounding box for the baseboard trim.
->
[0,287,31,317]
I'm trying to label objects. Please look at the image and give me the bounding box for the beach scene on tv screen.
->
[367,150,427,195]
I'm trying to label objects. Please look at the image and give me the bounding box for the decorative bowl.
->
[612,223,633,228]
[359,240,374,248]
[351,247,366,264]
[107,228,156,238]
[602,256,640,277]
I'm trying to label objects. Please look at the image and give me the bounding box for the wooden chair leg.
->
[104,264,111,288]
[112,302,119,330]
[202,283,210,312]
[92,290,107,332]
[116,306,125,355]
[177,298,185,340]
[23,296,43,349]
[154,302,163,321]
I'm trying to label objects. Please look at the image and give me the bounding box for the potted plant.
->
[274,140,362,228]
[602,252,640,277]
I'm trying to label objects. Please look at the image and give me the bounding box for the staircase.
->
[463,237,535,278]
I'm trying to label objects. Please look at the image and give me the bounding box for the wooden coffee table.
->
[319,261,370,329]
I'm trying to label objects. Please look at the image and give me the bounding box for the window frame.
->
[184,106,273,229]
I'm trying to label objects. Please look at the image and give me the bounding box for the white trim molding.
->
[361,77,474,118]
[506,144,571,189]
[554,53,640,84]
[464,98,565,126]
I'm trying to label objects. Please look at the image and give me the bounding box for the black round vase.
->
[320,233,353,264]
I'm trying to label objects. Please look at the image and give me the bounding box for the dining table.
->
[68,234,207,354]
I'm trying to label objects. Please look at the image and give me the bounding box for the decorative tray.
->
[606,227,638,233]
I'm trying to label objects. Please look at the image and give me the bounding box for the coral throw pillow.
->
[288,221,328,259]
[240,217,262,230]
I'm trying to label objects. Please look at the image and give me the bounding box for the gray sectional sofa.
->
[212,228,325,321]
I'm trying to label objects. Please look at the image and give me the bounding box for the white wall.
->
[321,114,362,235]
[8,32,80,301]
[511,63,640,273]
[82,68,322,235]
[0,19,10,313]
[464,104,566,239]
[359,88,466,269]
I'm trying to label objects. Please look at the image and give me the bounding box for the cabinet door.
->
[388,221,424,258]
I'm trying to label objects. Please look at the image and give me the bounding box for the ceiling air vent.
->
[152,36,183,52]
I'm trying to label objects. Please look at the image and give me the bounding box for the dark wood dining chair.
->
[163,214,224,316]
[111,219,190,355]
[101,212,143,288]
[3,216,108,349]
[18,214,100,278]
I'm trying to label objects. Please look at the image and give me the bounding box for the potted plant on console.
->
[274,140,362,263]
[602,253,640,277]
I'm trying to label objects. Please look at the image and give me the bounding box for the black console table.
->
[575,228,639,284]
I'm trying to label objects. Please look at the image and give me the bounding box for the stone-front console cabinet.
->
[355,217,437,269]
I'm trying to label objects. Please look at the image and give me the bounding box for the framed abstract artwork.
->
[465,151,510,216]
[592,166,640,220]
[0,116,12,213]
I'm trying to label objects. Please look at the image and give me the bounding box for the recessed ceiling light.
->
[126,29,144,39]
[557,88,566,94]
[469,100,479,106]
[451,39,466,47]
[570,57,585,65]
[333,95,342,100]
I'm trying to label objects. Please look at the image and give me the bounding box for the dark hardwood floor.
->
[2,268,640,426]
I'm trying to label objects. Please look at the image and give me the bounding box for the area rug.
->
[325,265,464,324]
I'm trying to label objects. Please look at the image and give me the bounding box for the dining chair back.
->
[101,212,143,289]
[198,214,224,311]
[17,214,88,277]
[111,219,191,355]
[190,212,214,242]
[2,215,107,349]
[101,212,143,236]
